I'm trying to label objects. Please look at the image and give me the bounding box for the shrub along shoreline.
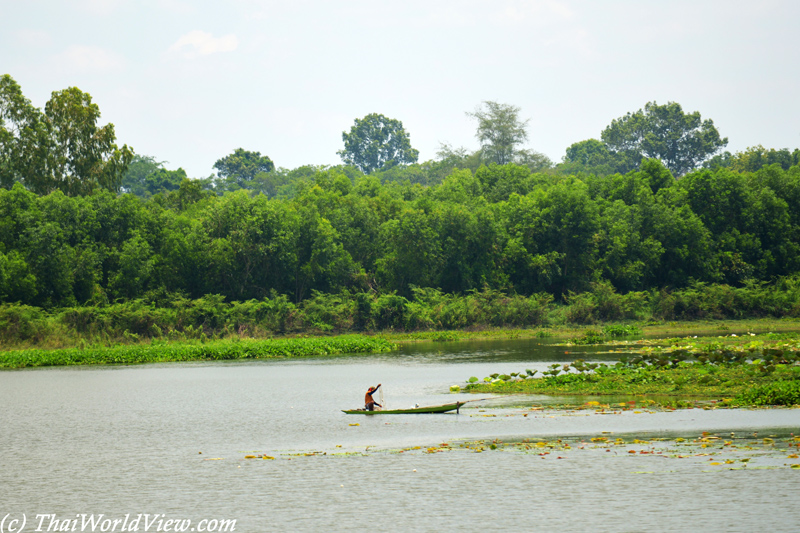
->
[3,276,800,351]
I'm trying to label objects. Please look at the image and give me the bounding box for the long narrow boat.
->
[342,401,467,415]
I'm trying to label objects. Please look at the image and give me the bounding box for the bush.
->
[373,293,408,330]
[564,291,596,324]
[0,304,49,343]
[301,291,354,332]
[603,324,642,337]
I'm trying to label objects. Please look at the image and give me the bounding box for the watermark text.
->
[1,514,236,532]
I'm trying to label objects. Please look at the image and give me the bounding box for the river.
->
[1,338,798,532]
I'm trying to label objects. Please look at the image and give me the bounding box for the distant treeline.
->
[2,158,800,311]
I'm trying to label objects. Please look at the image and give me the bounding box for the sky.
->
[3,0,799,178]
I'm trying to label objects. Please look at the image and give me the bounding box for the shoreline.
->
[2,319,799,408]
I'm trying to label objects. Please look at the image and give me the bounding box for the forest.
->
[2,73,800,341]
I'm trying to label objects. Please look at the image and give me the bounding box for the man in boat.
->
[365,384,382,411]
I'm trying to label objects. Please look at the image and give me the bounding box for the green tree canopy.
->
[729,146,800,173]
[338,113,419,174]
[560,139,627,175]
[601,101,727,177]
[145,168,187,195]
[703,146,800,173]
[213,148,275,190]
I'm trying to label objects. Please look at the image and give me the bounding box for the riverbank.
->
[3,318,800,371]
[384,317,800,343]
[3,315,798,352]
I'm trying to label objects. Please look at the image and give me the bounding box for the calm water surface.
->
[1,338,798,532]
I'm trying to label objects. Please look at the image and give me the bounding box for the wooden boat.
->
[342,401,467,415]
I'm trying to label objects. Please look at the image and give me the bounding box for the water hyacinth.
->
[0,335,395,369]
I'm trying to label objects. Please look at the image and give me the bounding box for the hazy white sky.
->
[4,0,799,178]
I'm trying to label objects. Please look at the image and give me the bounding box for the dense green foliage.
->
[2,281,800,349]
[4,75,800,342]
[736,381,800,406]
[2,156,800,310]
[0,165,789,306]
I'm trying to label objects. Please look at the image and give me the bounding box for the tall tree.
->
[36,87,133,196]
[467,101,529,165]
[213,148,275,190]
[0,75,49,190]
[601,101,727,177]
[338,113,419,174]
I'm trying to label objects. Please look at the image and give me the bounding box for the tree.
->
[702,150,734,171]
[565,139,610,167]
[338,113,419,174]
[108,231,154,299]
[601,101,727,177]
[213,148,275,190]
[728,145,800,173]
[0,249,37,303]
[467,101,529,165]
[476,163,538,203]
[376,208,442,295]
[559,139,629,175]
[166,178,210,211]
[144,168,187,195]
[2,77,133,196]
[0,74,49,190]
[36,87,134,196]
[515,148,553,172]
[121,154,164,196]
